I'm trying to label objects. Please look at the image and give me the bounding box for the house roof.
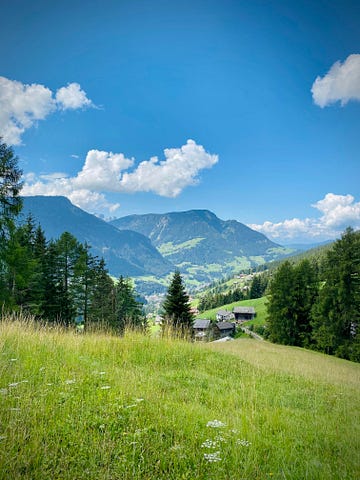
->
[216,321,235,330]
[233,306,255,314]
[217,309,231,316]
[193,319,211,329]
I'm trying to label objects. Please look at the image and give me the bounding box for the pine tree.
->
[162,271,194,331]
[0,140,23,240]
[114,276,145,333]
[311,228,360,359]
[88,259,115,327]
[266,261,297,344]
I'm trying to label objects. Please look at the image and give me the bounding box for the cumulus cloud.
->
[0,76,93,145]
[312,54,360,107]
[55,83,93,110]
[249,193,360,243]
[118,139,218,197]
[22,140,218,214]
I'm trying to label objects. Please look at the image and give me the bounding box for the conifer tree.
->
[114,276,145,333]
[311,227,360,359]
[163,271,194,330]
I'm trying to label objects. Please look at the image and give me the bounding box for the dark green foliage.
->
[0,140,23,240]
[198,287,244,312]
[163,271,194,330]
[249,274,268,299]
[266,228,360,362]
[87,259,115,327]
[311,228,360,360]
[113,276,145,333]
[267,260,319,346]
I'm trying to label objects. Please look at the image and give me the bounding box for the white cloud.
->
[22,140,218,214]
[312,54,360,107]
[249,193,360,243]
[118,139,218,197]
[0,77,93,145]
[74,149,134,191]
[55,83,93,110]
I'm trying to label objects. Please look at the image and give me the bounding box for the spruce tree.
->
[114,276,144,333]
[311,227,360,359]
[162,271,194,331]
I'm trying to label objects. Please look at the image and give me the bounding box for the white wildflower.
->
[10,358,17,362]
[206,420,226,428]
[100,385,111,390]
[236,439,251,447]
[99,372,106,375]
[201,439,219,449]
[65,379,76,384]
[0,388,8,395]
[203,451,221,463]
[8,382,19,388]
[135,398,144,403]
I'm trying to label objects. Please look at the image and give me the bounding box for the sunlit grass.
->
[0,315,359,479]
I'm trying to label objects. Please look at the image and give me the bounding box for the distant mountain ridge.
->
[21,196,172,277]
[21,197,296,294]
[110,209,295,284]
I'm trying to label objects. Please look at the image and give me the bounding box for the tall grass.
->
[0,315,359,479]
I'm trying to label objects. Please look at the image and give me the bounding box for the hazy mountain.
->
[20,196,173,277]
[283,240,333,251]
[110,210,294,283]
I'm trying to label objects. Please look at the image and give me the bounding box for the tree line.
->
[198,274,268,312]
[266,227,360,362]
[0,140,145,332]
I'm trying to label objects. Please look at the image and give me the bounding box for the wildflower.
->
[100,385,111,390]
[201,439,219,449]
[10,408,21,412]
[0,389,8,395]
[39,366,46,372]
[215,435,227,443]
[46,383,53,386]
[99,372,106,375]
[135,398,144,403]
[10,358,17,362]
[8,382,19,388]
[65,379,76,384]
[124,404,137,408]
[206,420,226,428]
[236,439,251,447]
[203,451,221,463]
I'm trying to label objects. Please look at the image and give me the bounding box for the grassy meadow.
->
[0,316,359,479]
[198,296,267,326]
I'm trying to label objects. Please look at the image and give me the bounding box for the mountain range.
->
[21,196,172,278]
[21,196,296,293]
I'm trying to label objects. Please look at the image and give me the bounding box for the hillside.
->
[21,196,172,278]
[111,210,295,284]
[198,296,267,324]
[0,318,359,479]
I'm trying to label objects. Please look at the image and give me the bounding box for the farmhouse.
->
[233,306,256,322]
[215,321,236,339]
[216,309,235,322]
[193,319,211,341]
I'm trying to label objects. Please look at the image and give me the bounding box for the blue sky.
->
[1,0,359,243]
